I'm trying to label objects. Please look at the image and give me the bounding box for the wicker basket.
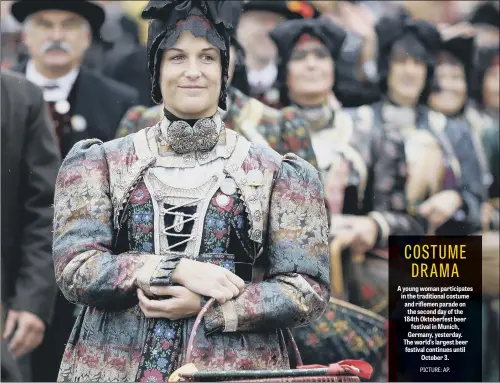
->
[169,298,373,382]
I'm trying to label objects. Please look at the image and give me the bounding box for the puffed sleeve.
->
[204,154,330,333]
[53,139,180,310]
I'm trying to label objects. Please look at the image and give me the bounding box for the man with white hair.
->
[10,0,139,159]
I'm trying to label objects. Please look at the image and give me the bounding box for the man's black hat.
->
[11,0,105,35]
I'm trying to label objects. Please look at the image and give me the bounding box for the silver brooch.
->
[166,117,219,154]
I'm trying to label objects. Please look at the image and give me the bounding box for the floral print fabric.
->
[53,129,329,381]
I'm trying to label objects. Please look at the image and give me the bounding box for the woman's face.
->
[287,39,334,105]
[483,63,500,111]
[160,31,221,119]
[387,52,427,107]
[429,62,467,116]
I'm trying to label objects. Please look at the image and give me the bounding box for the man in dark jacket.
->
[10,0,139,159]
[1,69,60,381]
[8,1,138,380]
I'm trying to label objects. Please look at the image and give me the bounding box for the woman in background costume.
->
[428,26,490,230]
[270,17,422,318]
[428,25,499,382]
[115,11,318,168]
[473,45,500,228]
[364,15,483,237]
[52,1,329,381]
[267,17,421,379]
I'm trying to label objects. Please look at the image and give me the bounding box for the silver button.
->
[247,169,264,186]
[55,100,70,115]
[220,178,237,195]
[216,194,230,207]
[71,115,87,132]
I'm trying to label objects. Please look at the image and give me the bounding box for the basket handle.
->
[185,298,303,366]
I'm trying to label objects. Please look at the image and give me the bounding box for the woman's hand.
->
[137,287,201,320]
[171,258,245,304]
[418,190,463,232]
[330,214,379,253]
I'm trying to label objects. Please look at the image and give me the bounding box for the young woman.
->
[115,21,318,168]
[52,1,329,381]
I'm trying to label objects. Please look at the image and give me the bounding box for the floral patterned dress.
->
[53,118,330,381]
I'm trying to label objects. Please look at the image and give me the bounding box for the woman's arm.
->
[53,140,179,310]
[204,154,330,333]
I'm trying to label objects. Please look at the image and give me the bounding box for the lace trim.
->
[111,157,157,230]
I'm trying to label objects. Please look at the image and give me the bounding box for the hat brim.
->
[11,1,105,34]
[243,1,319,20]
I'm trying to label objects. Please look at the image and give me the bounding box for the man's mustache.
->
[40,41,72,54]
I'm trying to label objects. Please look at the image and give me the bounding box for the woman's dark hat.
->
[269,18,346,106]
[242,0,320,20]
[270,18,346,62]
[468,1,499,29]
[142,0,242,108]
[440,35,476,88]
[10,0,105,34]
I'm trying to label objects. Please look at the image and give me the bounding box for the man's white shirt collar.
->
[26,60,80,102]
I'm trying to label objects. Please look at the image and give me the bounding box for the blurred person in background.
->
[10,0,139,159]
[467,1,499,48]
[0,1,24,69]
[83,0,141,70]
[472,45,500,122]
[269,16,422,262]
[116,6,318,168]
[314,0,406,108]
[9,1,139,380]
[268,16,423,379]
[472,44,500,244]
[428,32,498,379]
[101,0,152,106]
[237,0,320,108]
[1,69,60,381]
[368,14,482,238]
[428,23,491,231]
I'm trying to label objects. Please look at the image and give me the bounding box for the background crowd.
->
[1,0,499,382]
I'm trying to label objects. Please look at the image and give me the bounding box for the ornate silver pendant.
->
[173,214,184,233]
[166,117,219,154]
